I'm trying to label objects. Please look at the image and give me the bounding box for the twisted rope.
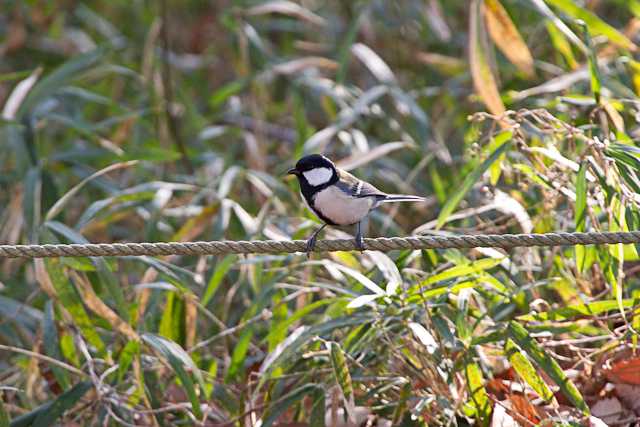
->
[1,231,640,258]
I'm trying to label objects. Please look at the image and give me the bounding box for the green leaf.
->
[42,301,70,390]
[226,327,254,382]
[59,333,80,367]
[10,382,92,427]
[22,167,41,239]
[0,392,10,427]
[117,340,139,383]
[392,382,411,425]
[201,255,236,306]
[545,0,635,51]
[417,258,505,287]
[546,21,578,69]
[261,384,322,427]
[609,197,639,261]
[329,342,355,423]
[264,299,334,348]
[0,295,42,332]
[268,292,289,351]
[464,358,491,425]
[578,22,602,104]
[210,79,247,109]
[159,291,185,344]
[628,0,640,17]
[41,258,105,353]
[518,299,636,322]
[142,334,204,419]
[437,141,511,229]
[507,322,588,414]
[504,339,554,401]
[574,162,595,272]
[310,387,326,427]
[17,48,106,119]
[0,69,32,83]
[487,131,512,185]
[336,9,365,84]
[46,221,129,322]
[575,162,587,232]
[529,0,586,52]
[258,314,374,390]
[408,274,507,303]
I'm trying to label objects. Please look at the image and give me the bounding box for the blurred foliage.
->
[2,0,640,425]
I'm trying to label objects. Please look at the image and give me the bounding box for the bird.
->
[287,154,425,255]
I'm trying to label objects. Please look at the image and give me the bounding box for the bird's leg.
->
[355,220,365,251]
[306,223,328,257]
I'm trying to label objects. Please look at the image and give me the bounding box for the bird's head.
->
[288,154,338,188]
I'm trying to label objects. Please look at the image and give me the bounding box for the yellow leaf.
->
[470,0,505,116]
[484,0,535,78]
[603,101,625,133]
[71,270,139,341]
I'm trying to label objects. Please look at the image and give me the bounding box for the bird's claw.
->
[305,224,326,258]
[305,236,317,258]
[354,221,365,252]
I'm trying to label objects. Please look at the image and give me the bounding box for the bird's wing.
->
[336,169,387,199]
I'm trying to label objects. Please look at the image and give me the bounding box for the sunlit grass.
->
[1,0,640,425]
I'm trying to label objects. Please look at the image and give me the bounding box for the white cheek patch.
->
[302,167,333,186]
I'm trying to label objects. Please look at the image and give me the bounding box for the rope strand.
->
[1,231,640,258]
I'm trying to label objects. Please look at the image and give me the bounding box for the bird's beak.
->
[287,167,299,176]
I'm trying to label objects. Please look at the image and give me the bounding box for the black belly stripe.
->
[303,191,338,226]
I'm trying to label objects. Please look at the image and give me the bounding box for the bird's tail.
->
[380,194,426,203]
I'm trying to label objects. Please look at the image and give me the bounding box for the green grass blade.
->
[578,22,603,104]
[310,387,326,427]
[42,301,70,390]
[201,255,236,306]
[40,258,105,353]
[17,48,107,119]
[117,340,140,383]
[574,161,595,272]
[329,342,355,423]
[261,384,321,427]
[258,317,367,391]
[0,391,9,427]
[142,334,204,419]
[417,258,505,287]
[545,0,635,50]
[10,382,92,427]
[45,221,129,322]
[504,339,554,401]
[436,141,511,229]
[518,298,636,321]
[507,322,588,414]
[464,358,491,426]
[264,299,334,347]
[226,327,254,382]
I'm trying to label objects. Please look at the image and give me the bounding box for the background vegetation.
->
[2,0,640,425]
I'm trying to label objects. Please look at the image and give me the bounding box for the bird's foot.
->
[355,234,365,252]
[305,224,327,258]
[354,221,365,252]
[305,235,318,258]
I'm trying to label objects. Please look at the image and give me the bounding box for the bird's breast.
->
[312,186,374,226]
